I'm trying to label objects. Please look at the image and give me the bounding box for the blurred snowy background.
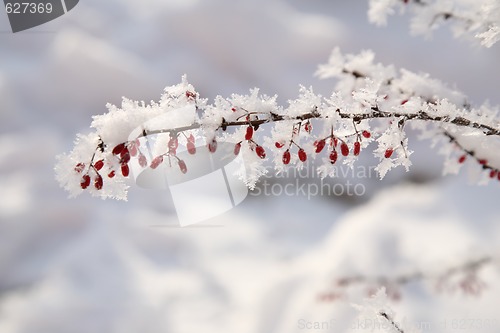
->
[0,1,500,332]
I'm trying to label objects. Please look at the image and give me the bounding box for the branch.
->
[379,311,405,333]
[368,0,500,47]
[319,256,492,302]
[55,49,500,200]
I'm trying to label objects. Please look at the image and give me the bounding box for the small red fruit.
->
[362,130,371,139]
[94,159,104,171]
[112,143,126,155]
[256,145,266,159]
[129,142,138,157]
[187,142,196,155]
[401,99,408,105]
[333,137,338,147]
[121,164,130,177]
[187,134,197,154]
[94,175,103,190]
[314,139,326,153]
[245,126,254,140]
[340,142,349,156]
[208,138,217,153]
[353,142,361,156]
[138,153,147,168]
[168,136,179,154]
[458,155,466,164]
[282,150,291,165]
[304,122,312,133]
[74,163,85,173]
[150,156,163,169]
[329,150,338,164]
[489,170,497,178]
[478,159,488,165]
[108,170,116,178]
[178,160,187,174]
[231,107,237,112]
[384,149,394,158]
[234,142,241,155]
[275,141,285,149]
[298,149,307,162]
[80,174,91,189]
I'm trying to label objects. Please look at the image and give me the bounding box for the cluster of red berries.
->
[150,134,191,174]
[273,129,376,165]
[232,125,266,159]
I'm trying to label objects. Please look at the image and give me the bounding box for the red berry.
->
[187,142,196,155]
[458,155,466,164]
[245,126,254,140]
[74,163,85,173]
[333,137,338,147]
[112,143,126,155]
[314,139,326,153]
[150,156,163,169]
[208,138,217,153]
[384,149,394,158]
[185,91,196,100]
[304,122,312,134]
[298,149,307,162]
[94,159,104,171]
[80,174,91,189]
[329,150,338,164]
[341,142,349,156]
[479,159,488,165]
[362,130,371,139]
[168,136,179,154]
[401,99,408,105]
[108,170,116,178]
[178,160,187,174]
[129,142,138,157]
[353,142,361,156]
[94,175,103,190]
[275,141,285,149]
[498,172,500,181]
[121,164,130,177]
[138,153,147,168]
[282,150,291,165]
[231,107,237,112]
[187,135,197,154]
[489,170,497,178]
[120,147,129,157]
[234,143,241,155]
[256,145,266,159]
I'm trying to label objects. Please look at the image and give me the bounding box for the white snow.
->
[1,1,500,333]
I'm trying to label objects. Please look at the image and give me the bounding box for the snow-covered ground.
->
[0,1,499,332]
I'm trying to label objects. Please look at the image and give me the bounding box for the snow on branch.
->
[367,0,500,47]
[55,49,500,200]
[353,288,414,333]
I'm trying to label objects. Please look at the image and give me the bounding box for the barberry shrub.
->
[55,0,500,201]
[55,47,500,200]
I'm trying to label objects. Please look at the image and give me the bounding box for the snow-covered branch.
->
[368,0,500,47]
[55,49,500,200]
[319,256,492,302]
